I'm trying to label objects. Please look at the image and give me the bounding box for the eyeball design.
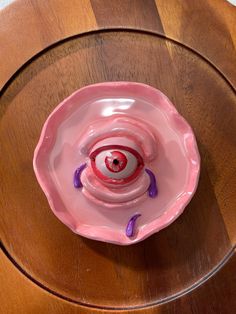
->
[72,116,159,238]
[90,145,144,184]
[104,150,128,172]
[74,118,158,209]
[34,82,200,245]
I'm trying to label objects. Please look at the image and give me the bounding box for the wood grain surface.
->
[1,248,236,314]
[0,1,236,313]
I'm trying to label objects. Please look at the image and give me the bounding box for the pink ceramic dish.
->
[33,82,200,245]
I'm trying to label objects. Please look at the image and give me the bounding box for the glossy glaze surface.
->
[33,82,200,245]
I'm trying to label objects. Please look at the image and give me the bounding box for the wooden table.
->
[0,1,236,313]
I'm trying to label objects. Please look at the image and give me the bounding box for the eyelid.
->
[89,137,143,158]
[79,116,157,161]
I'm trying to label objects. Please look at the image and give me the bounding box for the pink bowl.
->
[33,82,200,245]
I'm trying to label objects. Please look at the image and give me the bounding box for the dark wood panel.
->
[91,0,164,31]
[155,0,236,87]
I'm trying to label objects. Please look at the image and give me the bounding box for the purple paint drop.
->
[145,168,158,198]
[73,163,87,188]
[126,214,141,237]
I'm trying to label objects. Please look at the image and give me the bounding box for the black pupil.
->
[113,159,119,165]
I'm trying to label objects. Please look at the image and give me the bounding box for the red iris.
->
[89,145,144,184]
[105,151,127,173]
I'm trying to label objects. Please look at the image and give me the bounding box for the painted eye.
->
[105,151,128,173]
[89,145,144,184]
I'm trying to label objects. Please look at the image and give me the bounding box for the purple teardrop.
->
[126,214,141,237]
[145,168,158,198]
[73,163,87,188]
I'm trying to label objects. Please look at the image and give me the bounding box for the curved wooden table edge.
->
[1,27,236,95]
[0,0,236,92]
[1,242,236,312]
[0,242,236,311]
